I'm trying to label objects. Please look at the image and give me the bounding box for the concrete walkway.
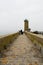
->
[0,34,43,65]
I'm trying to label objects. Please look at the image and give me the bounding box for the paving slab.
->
[0,34,43,65]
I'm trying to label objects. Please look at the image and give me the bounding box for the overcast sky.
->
[0,0,43,35]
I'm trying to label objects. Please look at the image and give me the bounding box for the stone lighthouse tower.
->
[24,19,29,31]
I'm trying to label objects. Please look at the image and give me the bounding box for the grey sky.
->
[0,0,43,35]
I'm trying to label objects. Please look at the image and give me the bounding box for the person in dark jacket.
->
[19,30,23,35]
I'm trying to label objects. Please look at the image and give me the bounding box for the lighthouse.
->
[24,19,29,31]
[24,19,30,32]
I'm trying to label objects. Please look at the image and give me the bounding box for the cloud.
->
[0,0,43,35]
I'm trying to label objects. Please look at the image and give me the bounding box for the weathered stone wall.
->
[25,31,43,54]
[0,32,19,52]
